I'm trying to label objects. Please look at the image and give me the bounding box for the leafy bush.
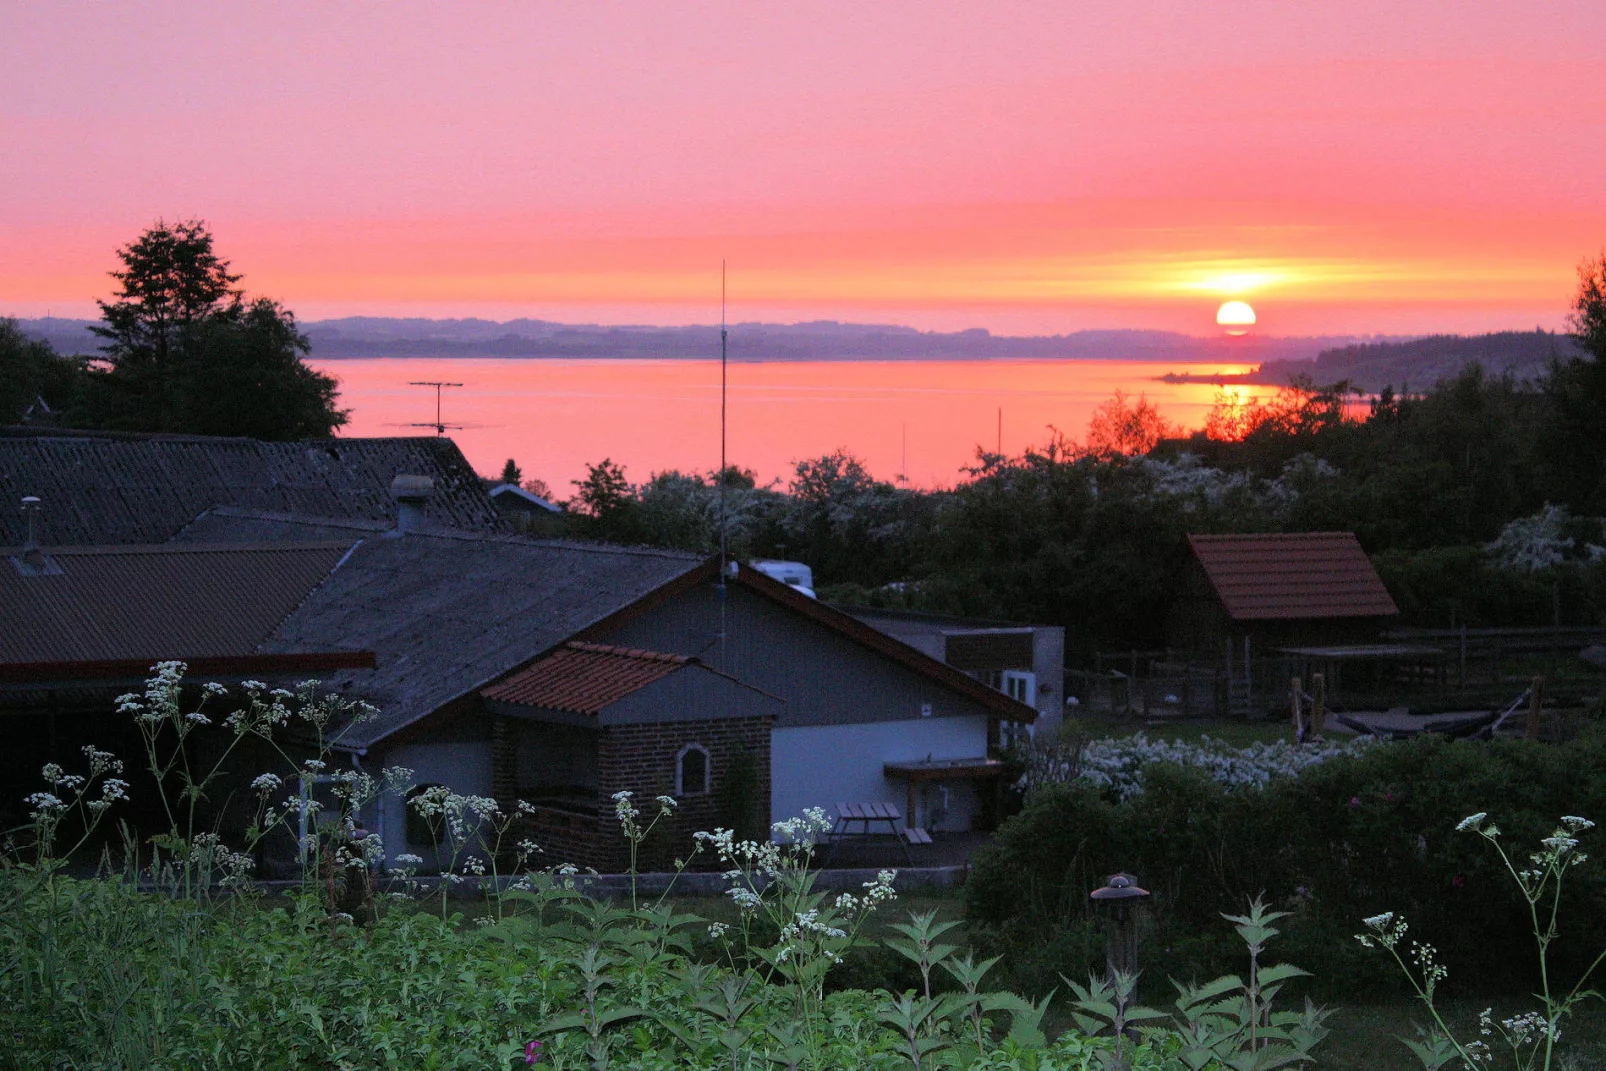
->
[968,732,1606,997]
[1359,813,1603,1071]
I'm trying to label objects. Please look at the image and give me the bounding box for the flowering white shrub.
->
[1485,503,1606,572]
[1027,732,1375,800]
[1138,454,1251,512]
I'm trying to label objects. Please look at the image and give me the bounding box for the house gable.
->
[593,575,1014,729]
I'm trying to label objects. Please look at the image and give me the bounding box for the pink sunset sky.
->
[3,1,1603,336]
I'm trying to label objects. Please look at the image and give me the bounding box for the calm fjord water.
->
[308,358,1256,492]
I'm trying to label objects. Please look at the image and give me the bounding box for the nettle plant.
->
[1358,813,1603,1071]
[7,663,1339,1071]
[1063,898,1331,1071]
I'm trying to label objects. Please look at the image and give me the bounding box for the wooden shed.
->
[1167,532,1399,714]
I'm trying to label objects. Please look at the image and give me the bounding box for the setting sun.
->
[1216,300,1257,335]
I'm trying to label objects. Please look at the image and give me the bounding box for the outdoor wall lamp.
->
[1089,872,1150,978]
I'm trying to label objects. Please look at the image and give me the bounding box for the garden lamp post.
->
[1089,872,1150,978]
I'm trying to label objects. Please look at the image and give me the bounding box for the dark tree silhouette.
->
[1539,253,1606,512]
[84,220,345,438]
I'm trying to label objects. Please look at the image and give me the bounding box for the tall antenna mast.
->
[407,381,464,435]
[718,261,728,579]
[716,262,730,671]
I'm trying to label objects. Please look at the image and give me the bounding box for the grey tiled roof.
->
[256,532,704,748]
[0,428,502,545]
[1,542,351,665]
[172,508,394,543]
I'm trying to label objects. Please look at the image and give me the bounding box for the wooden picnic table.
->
[827,802,914,865]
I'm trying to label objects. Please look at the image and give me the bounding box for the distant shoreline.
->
[1155,370,1275,385]
[302,352,1284,364]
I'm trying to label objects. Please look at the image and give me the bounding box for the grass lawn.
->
[1317,998,1606,1071]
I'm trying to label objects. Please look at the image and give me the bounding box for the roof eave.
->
[0,650,377,685]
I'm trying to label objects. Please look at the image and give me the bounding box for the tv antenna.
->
[408,381,464,435]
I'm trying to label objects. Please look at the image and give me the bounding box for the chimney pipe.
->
[389,475,434,536]
[12,495,61,576]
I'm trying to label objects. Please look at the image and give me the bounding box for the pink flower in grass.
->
[525,1040,543,1063]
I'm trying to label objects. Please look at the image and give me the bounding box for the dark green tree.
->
[499,458,523,485]
[90,220,240,429]
[170,299,346,439]
[1572,251,1606,360]
[568,459,642,541]
[0,319,85,424]
[783,450,930,587]
[85,220,345,438]
[1538,253,1606,512]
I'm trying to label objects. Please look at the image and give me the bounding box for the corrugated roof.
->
[1187,532,1398,621]
[256,533,706,747]
[0,429,502,545]
[482,642,692,713]
[0,542,353,664]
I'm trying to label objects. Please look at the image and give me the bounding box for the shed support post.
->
[1290,677,1303,742]
[1311,673,1326,739]
[1525,676,1545,740]
[1243,636,1253,716]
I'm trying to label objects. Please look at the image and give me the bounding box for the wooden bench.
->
[902,826,933,845]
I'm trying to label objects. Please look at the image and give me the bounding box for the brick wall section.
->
[598,715,773,872]
[516,805,606,871]
[501,715,772,874]
[490,716,516,801]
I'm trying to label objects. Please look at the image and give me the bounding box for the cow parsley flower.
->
[25,792,66,816]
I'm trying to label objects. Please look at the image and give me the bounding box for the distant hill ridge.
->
[14,315,1363,364]
[1258,330,1583,392]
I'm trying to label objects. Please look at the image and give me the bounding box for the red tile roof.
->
[1188,532,1398,621]
[480,641,692,714]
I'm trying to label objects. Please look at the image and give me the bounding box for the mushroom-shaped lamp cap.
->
[1089,872,1151,901]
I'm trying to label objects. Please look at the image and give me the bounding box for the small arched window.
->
[676,743,710,797]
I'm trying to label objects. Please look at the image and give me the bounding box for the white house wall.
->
[375,738,493,867]
[771,715,988,833]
